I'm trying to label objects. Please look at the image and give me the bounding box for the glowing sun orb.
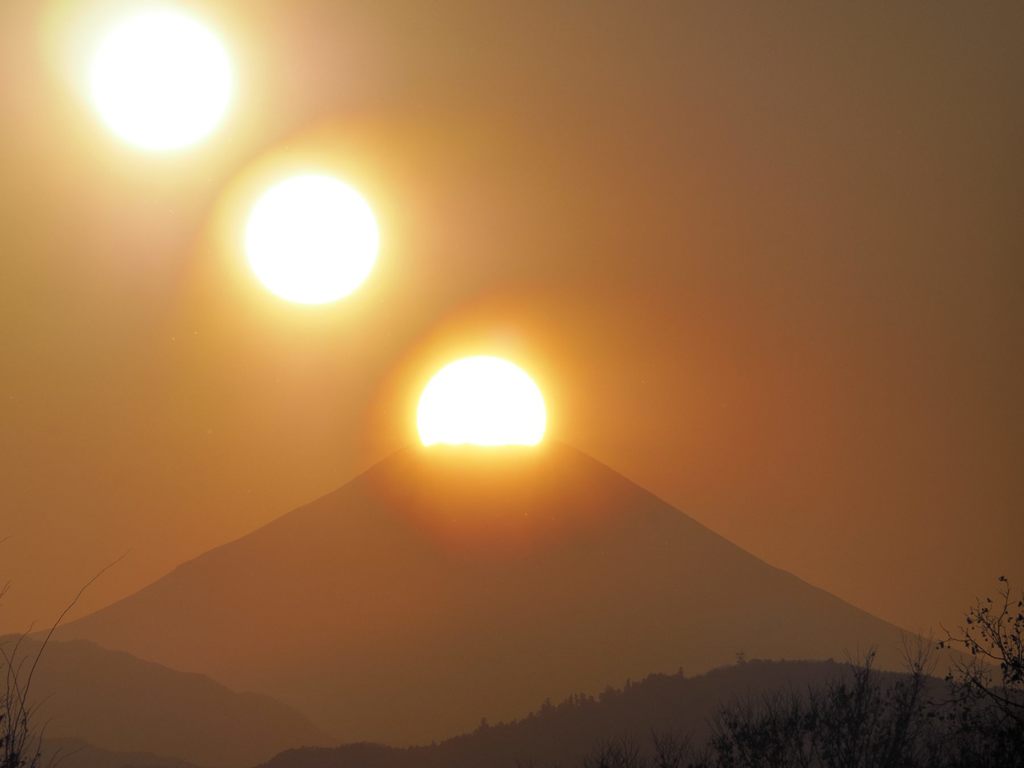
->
[245,175,380,304]
[89,8,232,151]
[417,357,547,447]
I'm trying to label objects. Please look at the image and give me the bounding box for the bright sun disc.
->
[245,175,380,304]
[418,357,547,447]
[89,8,232,151]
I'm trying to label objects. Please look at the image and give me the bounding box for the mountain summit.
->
[61,444,908,744]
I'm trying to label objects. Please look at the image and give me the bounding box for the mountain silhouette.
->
[4,637,328,766]
[59,444,911,744]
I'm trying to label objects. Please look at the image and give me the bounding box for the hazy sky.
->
[1,0,1021,637]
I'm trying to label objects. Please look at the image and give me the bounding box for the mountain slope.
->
[3,637,328,766]
[59,444,911,744]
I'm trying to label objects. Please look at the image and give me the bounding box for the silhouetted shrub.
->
[1,555,118,768]
[1,580,41,768]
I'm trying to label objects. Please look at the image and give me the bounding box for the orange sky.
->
[1,0,1021,637]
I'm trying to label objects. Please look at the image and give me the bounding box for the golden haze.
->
[0,1,1020,646]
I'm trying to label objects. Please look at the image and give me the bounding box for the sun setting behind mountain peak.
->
[417,357,546,446]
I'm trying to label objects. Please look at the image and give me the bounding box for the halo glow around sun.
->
[89,9,232,151]
[417,357,547,447]
[245,175,380,305]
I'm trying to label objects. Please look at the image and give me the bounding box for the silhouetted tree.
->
[937,576,1024,766]
[651,731,703,768]
[584,736,645,768]
[582,733,711,768]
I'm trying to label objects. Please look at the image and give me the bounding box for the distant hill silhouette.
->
[3,637,329,766]
[60,444,912,744]
[258,660,927,768]
[40,738,201,768]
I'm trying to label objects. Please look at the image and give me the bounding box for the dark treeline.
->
[585,653,1018,768]
[259,662,872,768]
[261,578,1023,768]
[584,578,1023,768]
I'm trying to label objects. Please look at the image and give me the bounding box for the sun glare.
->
[417,357,547,447]
[244,174,380,305]
[89,8,232,151]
